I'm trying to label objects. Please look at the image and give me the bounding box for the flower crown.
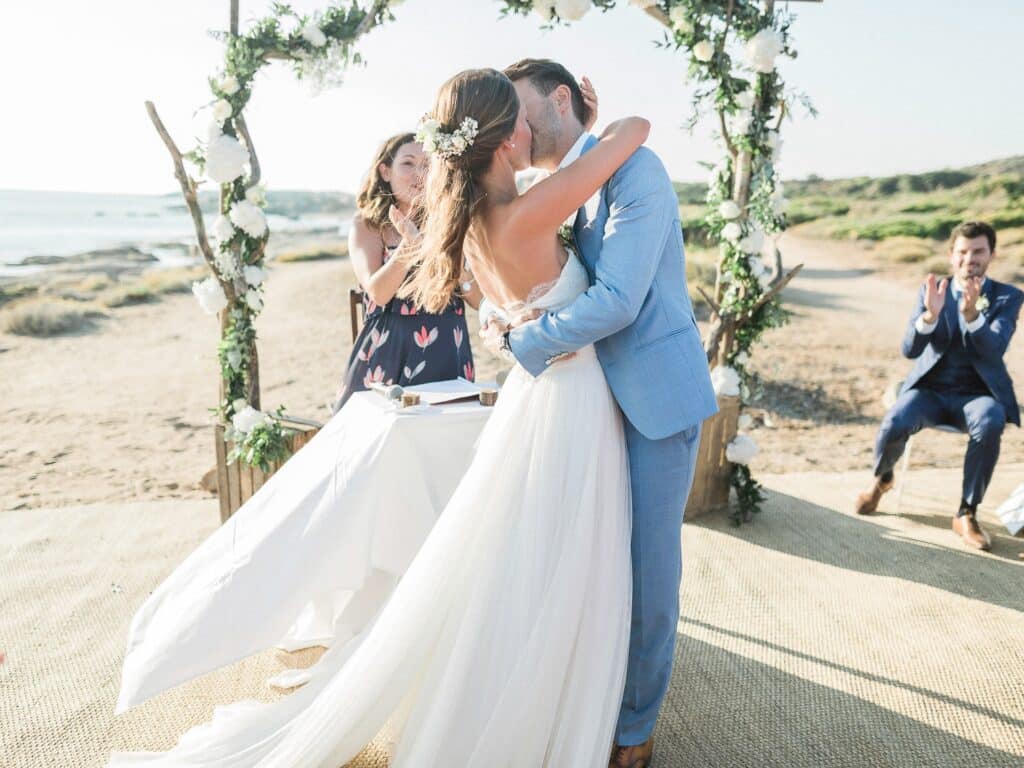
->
[415,116,479,159]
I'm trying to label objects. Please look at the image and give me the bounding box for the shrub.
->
[1,299,106,336]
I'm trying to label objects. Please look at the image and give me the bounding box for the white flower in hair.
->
[554,0,592,21]
[416,116,479,160]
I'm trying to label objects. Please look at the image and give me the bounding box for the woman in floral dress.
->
[333,132,479,412]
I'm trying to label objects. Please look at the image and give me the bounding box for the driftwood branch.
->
[748,263,803,315]
[235,115,261,188]
[144,100,223,291]
[697,285,721,316]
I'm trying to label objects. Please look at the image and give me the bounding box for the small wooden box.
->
[214,423,320,523]
[685,395,741,520]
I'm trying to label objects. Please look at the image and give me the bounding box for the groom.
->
[488,59,718,766]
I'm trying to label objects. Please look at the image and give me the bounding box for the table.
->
[117,386,494,711]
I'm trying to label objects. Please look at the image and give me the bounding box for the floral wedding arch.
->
[150,0,818,521]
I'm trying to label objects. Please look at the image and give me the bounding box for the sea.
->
[0,189,348,279]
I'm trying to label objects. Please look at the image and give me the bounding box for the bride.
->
[110,68,650,767]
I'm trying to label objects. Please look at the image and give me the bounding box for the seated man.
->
[855,221,1022,549]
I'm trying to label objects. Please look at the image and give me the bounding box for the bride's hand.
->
[580,76,598,132]
[388,205,420,243]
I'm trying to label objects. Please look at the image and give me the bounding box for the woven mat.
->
[3,467,1023,767]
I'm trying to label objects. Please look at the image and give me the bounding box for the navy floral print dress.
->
[333,245,475,412]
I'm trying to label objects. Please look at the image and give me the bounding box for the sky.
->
[1,0,1021,195]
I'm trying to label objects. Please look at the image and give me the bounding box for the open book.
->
[405,377,486,406]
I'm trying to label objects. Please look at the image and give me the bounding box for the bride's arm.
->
[506,117,650,235]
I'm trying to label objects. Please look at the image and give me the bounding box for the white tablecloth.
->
[117,387,493,711]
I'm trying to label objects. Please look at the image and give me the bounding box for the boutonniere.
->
[976,294,990,313]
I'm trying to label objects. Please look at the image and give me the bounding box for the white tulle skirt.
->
[110,346,632,767]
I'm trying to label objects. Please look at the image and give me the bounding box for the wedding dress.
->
[110,251,632,767]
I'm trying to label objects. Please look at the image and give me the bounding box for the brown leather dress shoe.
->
[952,513,991,551]
[610,736,654,768]
[855,475,894,515]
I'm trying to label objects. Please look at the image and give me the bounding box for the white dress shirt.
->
[915,277,987,338]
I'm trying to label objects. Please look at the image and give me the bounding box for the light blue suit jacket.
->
[508,136,718,440]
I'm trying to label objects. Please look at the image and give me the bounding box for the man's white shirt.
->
[914,277,987,338]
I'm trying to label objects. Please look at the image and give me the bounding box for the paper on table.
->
[405,377,484,405]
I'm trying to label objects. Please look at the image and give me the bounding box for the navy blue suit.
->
[874,277,1022,505]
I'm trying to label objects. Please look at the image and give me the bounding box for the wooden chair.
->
[349,289,365,342]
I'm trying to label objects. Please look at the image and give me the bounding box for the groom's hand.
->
[479,316,511,357]
[921,273,948,324]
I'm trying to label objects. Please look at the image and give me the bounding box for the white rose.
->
[244,184,266,206]
[738,413,754,430]
[245,288,263,312]
[711,365,741,398]
[748,255,766,276]
[212,214,235,242]
[218,75,240,96]
[226,347,243,370]
[692,40,714,63]
[669,6,691,33]
[243,264,267,287]
[300,23,327,48]
[554,0,592,21]
[205,134,249,184]
[745,28,785,74]
[722,222,743,242]
[229,200,268,238]
[232,398,248,413]
[718,200,741,219]
[419,118,440,138]
[736,89,756,110]
[531,0,555,20]
[232,405,265,435]
[212,98,233,123]
[191,277,227,316]
[726,434,759,465]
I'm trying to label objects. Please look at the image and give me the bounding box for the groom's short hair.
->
[503,58,590,126]
[949,221,996,252]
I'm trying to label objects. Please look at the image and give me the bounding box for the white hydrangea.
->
[232,405,265,434]
[726,434,759,465]
[245,288,263,312]
[218,75,240,96]
[214,250,240,280]
[532,0,555,20]
[243,264,267,287]
[722,222,743,242]
[232,398,248,413]
[212,214,235,243]
[300,23,327,48]
[192,277,228,316]
[718,200,741,219]
[229,200,268,238]
[693,40,714,62]
[205,134,249,184]
[554,0,592,21]
[669,6,691,33]
[711,365,741,397]
[745,28,785,74]
[212,98,233,123]
[739,226,765,254]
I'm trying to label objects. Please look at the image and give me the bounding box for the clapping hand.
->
[959,275,984,322]
[922,273,948,324]
[388,205,420,243]
[580,76,598,133]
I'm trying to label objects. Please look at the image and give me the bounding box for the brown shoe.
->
[610,737,654,768]
[855,475,894,515]
[952,512,991,551]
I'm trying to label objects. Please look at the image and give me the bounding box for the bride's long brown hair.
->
[401,69,520,313]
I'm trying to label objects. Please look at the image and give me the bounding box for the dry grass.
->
[1,298,108,337]
[872,236,937,264]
